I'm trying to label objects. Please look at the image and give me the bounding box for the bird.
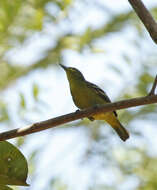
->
[59,64,129,141]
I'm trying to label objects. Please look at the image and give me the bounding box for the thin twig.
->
[128,0,157,44]
[0,95,157,141]
[149,75,157,95]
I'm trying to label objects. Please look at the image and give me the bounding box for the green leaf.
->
[33,83,39,101]
[19,93,26,109]
[0,101,9,122]
[0,185,13,190]
[0,141,29,186]
[33,9,44,30]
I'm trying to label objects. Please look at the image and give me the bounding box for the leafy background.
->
[0,0,157,189]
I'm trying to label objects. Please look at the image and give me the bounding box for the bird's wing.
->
[86,81,118,117]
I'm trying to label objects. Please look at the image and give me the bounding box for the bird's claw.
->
[75,109,84,120]
[75,109,80,113]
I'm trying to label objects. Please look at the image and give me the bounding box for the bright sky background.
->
[1,0,157,189]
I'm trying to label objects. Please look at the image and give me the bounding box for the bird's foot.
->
[75,109,80,113]
[75,109,83,120]
[88,117,95,121]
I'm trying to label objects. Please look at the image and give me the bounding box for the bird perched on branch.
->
[60,64,129,141]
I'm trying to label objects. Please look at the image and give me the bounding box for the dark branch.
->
[128,0,157,44]
[0,75,156,141]
[0,95,157,141]
[149,75,157,95]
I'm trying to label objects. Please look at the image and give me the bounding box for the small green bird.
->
[60,64,129,141]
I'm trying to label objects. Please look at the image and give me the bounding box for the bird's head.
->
[59,64,85,82]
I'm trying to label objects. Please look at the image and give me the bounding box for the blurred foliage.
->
[49,178,68,190]
[0,100,9,122]
[0,0,157,190]
[0,185,13,190]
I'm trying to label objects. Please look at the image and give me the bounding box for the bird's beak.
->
[59,64,67,71]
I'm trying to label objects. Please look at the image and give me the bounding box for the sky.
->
[1,0,157,189]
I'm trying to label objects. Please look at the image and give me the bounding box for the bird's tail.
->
[113,122,129,141]
[93,112,129,141]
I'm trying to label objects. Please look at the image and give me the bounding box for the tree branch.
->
[149,75,157,95]
[128,0,157,44]
[0,95,156,141]
[0,75,156,141]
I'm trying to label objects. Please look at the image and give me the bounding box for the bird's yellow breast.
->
[93,112,119,126]
[70,82,105,109]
